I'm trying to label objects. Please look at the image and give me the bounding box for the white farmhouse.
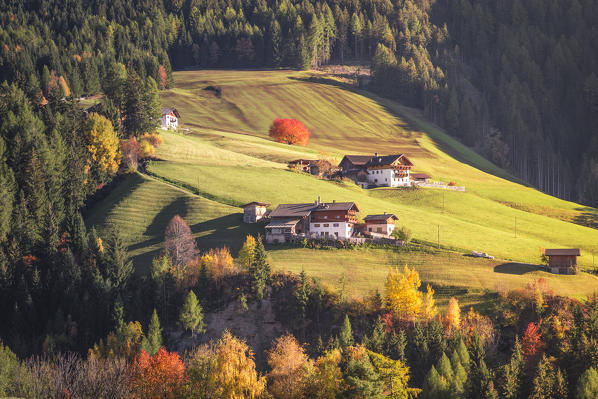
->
[365,154,413,187]
[161,108,180,130]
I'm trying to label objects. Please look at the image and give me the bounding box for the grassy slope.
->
[87,69,598,301]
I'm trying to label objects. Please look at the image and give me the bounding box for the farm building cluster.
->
[289,153,437,189]
[242,198,398,244]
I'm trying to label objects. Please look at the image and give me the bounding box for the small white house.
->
[363,213,398,237]
[161,108,180,130]
[241,202,269,223]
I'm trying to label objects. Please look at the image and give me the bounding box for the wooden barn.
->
[241,202,269,223]
[544,248,580,274]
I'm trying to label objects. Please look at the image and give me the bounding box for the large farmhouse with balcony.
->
[338,153,414,188]
[265,198,359,243]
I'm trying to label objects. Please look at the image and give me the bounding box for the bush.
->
[392,226,412,242]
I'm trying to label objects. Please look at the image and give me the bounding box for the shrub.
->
[392,226,412,242]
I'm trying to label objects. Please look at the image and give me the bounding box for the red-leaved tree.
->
[165,215,198,268]
[129,348,187,399]
[521,321,544,363]
[269,118,310,146]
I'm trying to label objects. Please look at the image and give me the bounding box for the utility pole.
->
[515,216,517,238]
[442,191,445,214]
[437,224,440,249]
[197,177,200,194]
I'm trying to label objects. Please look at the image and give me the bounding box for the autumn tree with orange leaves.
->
[129,348,187,399]
[521,322,544,364]
[269,118,310,146]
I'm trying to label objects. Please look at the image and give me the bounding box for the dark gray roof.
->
[545,249,580,256]
[339,155,373,167]
[366,154,413,167]
[241,202,269,208]
[161,107,180,118]
[269,201,358,218]
[364,213,398,221]
[411,173,430,179]
[265,219,300,228]
[269,203,317,218]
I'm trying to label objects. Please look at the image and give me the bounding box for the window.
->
[314,224,320,227]
[333,223,339,227]
[368,227,372,232]
[324,223,329,227]
[336,215,340,219]
[377,227,382,233]
[323,216,327,219]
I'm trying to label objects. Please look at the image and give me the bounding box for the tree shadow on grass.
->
[494,263,542,275]
[573,207,598,229]
[288,75,522,186]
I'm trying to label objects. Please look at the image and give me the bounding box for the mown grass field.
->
[87,69,598,302]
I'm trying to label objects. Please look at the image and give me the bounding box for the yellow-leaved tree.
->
[187,330,265,399]
[82,113,121,174]
[384,265,423,322]
[267,334,312,399]
[237,235,256,271]
[423,284,438,321]
[445,297,461,331]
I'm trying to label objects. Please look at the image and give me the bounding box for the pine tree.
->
[179,290,205,337]
[104,226,133,292]
[343,351,384,399]
[142,308,163,356]
[576,367,598,399]
[339,314,354,349]
[249,235,270,301]
[502,337,524,399]
[468,332,493,399]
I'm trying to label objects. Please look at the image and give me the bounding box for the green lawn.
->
[86,69,598,301]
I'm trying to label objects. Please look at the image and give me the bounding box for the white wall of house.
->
[366,168,410,187]
[161,114,178,130]
[243,206,267,223]
[365,223,395,237]
[310,221,354,239]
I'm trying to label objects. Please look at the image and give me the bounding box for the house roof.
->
[545,248,580,256]
[161,107,180,118]
[366,154,413,167]
[269,201,359,218]
[339,155,373,167]
[241,202,269,208]
[265,219,300,228]
[364,213,398,222]
[411,173,430,179]
[289,159,318,165]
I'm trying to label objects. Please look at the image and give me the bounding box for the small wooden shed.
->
[544,248,580,274]
[241,202,269,223]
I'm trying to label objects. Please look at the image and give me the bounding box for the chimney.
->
[333,200,336,203]
[317,195,321,205]
[374,152,378,157]
[384,211,387,215]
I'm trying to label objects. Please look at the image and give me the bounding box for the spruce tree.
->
[421,366,446,399]
[501,337,524,399]
[179,290,205,337]
[468,332,493,399]
[343,353,384,399]
[339,314,354,349]
[365,316,385,353]
[142,308,163,355]
[386,330,407,363]
[249,235,270,301]
[104,226,133,293]
[576,367,598,399]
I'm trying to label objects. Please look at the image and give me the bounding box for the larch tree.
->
[266,334,312,399]
[384,265,422,323]
[423,284,438,321]
[445,297,461,332]
[305,349,343,399]
[368,350,421,399]
[165,215,198,268]
[180,290,205,337]
[236,235,256,271]
[82,113,121,174]
[142,309,163,356]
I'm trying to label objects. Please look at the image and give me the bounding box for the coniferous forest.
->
[2,0,598,397]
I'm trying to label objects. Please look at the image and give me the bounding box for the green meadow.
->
[87,69,598,302]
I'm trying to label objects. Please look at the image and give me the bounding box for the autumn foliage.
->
[129,348,187,399]
[521,322,544,362]
[269,118,310,146]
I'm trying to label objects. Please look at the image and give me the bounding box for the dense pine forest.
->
[2,0,598,397]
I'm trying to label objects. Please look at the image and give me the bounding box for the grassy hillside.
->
[87,69,598,302]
